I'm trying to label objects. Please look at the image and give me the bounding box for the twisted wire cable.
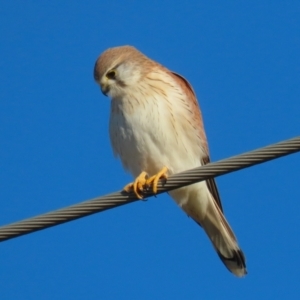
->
[0,136,299,242]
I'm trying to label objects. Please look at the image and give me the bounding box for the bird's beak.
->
[100,78,109,96]
[101,85,109,96]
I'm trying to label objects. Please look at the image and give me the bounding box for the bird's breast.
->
[109,90,203,178]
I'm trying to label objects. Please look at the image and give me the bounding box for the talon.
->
[123,171,148,199]
[146,166,168,194]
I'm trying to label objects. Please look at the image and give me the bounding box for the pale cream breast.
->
[109,71,204,178]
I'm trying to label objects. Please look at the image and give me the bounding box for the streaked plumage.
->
[94,45,247,276]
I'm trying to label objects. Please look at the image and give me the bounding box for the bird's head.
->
[94,45,149,99]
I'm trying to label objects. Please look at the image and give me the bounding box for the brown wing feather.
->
[169,71,209,155]
[169,71,223,212]
[202,156,223,212]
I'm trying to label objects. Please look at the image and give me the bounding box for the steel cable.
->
[0,136,299,242]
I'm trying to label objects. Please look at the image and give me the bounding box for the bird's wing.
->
[170,71,223,212]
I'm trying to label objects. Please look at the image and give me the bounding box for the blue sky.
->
[0,1,299,299]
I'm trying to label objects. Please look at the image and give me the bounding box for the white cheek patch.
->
[108,64,142,99]
[117,63,142,86]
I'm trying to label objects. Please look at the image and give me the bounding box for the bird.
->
[93,45,247,277]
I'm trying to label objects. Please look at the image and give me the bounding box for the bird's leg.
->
[146,166,168,194]
[123,171,148,199]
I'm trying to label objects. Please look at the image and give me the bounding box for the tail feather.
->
[200,195,247,277]
[171,182,247,277]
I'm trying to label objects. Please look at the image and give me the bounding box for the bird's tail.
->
[171,182,247,277]
[199,194,247,277]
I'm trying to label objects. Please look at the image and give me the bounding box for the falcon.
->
[94,45,247,277]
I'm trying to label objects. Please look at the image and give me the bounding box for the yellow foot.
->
[123,171,148,199]
[146,166,168,194]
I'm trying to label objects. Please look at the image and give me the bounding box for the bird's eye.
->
[106,70,116,79]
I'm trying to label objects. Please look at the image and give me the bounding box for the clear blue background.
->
[1,1,299,299]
